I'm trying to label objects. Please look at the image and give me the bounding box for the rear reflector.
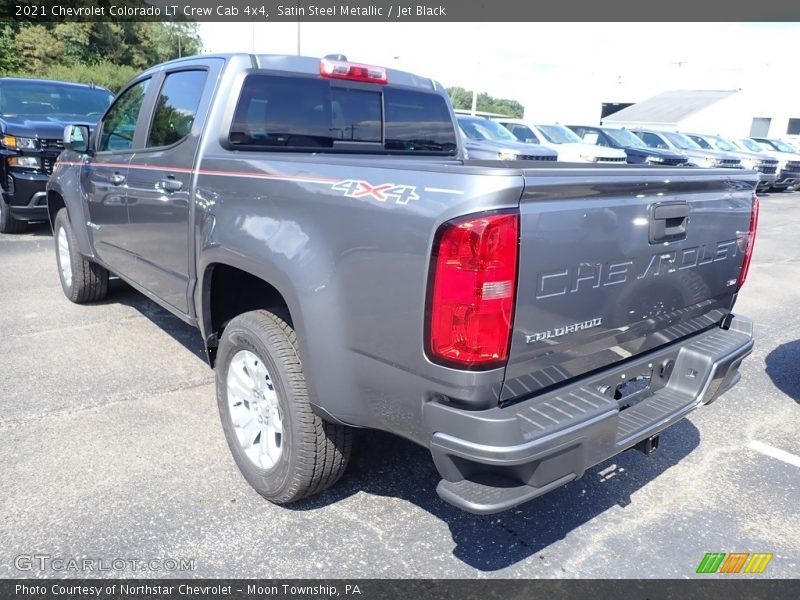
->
[737,194,759,290]
[427,212,519,369]
[319,58,388,84]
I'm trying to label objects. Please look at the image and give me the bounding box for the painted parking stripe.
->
[747,440,800,468]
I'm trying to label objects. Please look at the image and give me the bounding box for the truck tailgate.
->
[501,168,757,403]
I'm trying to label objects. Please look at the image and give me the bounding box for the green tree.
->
[0,21,203,84]
[446,86,524,118]
[15,25,64,72]
[17,61,140,93]
[53,23,92,63]
[0,9,206,116]
[0,24,19,72]
[142,22,202,63]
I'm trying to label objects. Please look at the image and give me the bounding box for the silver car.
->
[457,115,557,161]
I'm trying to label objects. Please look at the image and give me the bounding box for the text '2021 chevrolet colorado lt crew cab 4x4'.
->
[47,54,757,514]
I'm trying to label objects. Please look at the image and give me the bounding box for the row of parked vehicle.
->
[456,113,800,194]
[2,72,800,235]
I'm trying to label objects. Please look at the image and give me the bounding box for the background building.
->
[523,62,800,141]
[603,88,798,139]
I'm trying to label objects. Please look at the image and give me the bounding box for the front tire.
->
[0,195,26,234]
[53,208,109,303]
[216,309,352,504]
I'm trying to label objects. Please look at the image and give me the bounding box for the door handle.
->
[157,176,183,193]
[109,172,126,185]
[649,202,689,243]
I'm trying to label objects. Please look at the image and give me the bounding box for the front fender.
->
[47,153,94,258]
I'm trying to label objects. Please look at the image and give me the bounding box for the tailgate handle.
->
[650,202,689,243]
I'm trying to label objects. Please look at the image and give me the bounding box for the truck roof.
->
[140,53,441,92]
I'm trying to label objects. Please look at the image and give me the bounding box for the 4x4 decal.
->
[331,179,420,205]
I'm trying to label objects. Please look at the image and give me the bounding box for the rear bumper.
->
[425,315,753,514]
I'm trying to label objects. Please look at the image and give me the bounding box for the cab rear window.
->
[228,73,457,155]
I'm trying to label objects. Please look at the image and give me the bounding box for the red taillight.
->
[427,212,519,368]
[737,195,759,290]
[319,58,388,84]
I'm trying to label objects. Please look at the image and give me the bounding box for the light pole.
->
[471,59,481,116]
[171,24,183,58]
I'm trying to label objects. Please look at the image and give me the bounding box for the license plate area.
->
[614,374,652,410]
[596,364,661,412]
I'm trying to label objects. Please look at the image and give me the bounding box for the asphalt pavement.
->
[1,193,798,578]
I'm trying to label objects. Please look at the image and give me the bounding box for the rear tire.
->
[54,208,109,303]
[0,195,26,234]
[216,309,352,504]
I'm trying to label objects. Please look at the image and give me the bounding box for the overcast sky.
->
[199,22,800,102]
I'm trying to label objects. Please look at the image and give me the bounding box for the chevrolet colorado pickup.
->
[47,54,757,514]
[0,77,113,233]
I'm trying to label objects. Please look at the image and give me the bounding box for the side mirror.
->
[63,124,91,153]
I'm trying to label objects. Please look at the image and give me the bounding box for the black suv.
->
[0,78,113,233]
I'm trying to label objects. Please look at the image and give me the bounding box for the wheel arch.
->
[46,189,66,232]
[46,178,94,257]
[199,260,298,368]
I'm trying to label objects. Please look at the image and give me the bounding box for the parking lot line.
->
[747,440,800,468]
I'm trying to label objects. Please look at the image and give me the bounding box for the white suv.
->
[495,119,627,163]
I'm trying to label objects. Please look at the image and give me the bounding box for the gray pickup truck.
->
[47,54,757,515]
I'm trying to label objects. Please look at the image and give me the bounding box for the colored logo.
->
[696,552,773,574]
[331,179,420,204]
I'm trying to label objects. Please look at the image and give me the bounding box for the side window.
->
[642,132,667,149]
[147,70,207,148]
[511,125,539,143]
[98,79,150,152]
[581,130,601,145]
